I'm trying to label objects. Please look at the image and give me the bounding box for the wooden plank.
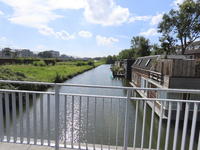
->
[190,60,195,77]
[174,59,179,76]
[178,60,183,76]
[182,60,187,77]
[186,60,191,77]
[170,60,173,76]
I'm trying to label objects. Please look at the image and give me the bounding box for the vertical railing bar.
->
[189,103,198,150]
[157,101,163,150]
[116,99,120,150]
[0,92,4,142]
[26,93,30,144]
[133,99,138,150]
[12,92,17,142]
[108,98,112,150]
[149,101,155,150]
[123,89,131,150]
[173,102,181,150]
[19,92,23,143]
[141,100,147,150]
[33,93,37,145]
[93,97,97,150]
[5,92,10,142]
[79,96,81,149]
[64,95,67,148]
[101,98,104,150]
[47,94,50,146]
[164,101,172,150]
[198,130,200,150]
[40,93,44,145]
[71,95,74,148]
[181,102,190,150]
[55,84,60,150]
[86,96,89,150]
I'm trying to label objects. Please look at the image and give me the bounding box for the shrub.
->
[87,60,94,65]
[17,57,24,64]
[33,61,38,66]
[37,61,46,67]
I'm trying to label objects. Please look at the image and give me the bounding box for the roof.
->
[132,55,186,71]
[131,55,160,70]
[177,48,200,55]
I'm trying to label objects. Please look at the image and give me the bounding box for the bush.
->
[32,61,46,67]
[37,61,46,67]
[87,60,94,65]
[33,61,38,66]
[76,61,86,66]
[17,57,24,64]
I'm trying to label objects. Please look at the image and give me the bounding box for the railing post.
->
[124,89,131,150]
[55,84,59,150]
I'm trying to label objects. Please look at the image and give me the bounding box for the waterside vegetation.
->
[0,60,104,91]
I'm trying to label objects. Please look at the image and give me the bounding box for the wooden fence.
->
[152,59,195,77]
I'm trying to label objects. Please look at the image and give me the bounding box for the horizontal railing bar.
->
[0,89,54,95]
[1,80,200,94]
[59,93,126,99]
[130,97,200,103]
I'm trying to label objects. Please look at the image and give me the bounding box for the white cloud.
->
[39,26,54,35]
[96,35,119,45]
[55,30,75,40]
[0,37,6,41]
[116,35,131,39]
[84,0,130,26]
[171,0,184,9]
[37,45,47,50]
[150,14,163,25]
[79,31,92,37]
[0,11,3,15]
[128,15,152,23]
[139,28,160,36]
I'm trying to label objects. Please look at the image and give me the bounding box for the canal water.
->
[7,64,199,149]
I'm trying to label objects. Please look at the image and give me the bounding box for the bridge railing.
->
[0,80,200,150]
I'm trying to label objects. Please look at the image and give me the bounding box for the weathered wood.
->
[190,60,195,77]
[173,59,179,76]
[182,60,187,77]
[178,59,183,76]
[186,60,191,77]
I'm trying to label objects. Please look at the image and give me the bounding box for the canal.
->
[8,64,199,149]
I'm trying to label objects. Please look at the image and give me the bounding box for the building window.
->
[141,77,147,95]
[132,73,135,82]
[134,74,137,84]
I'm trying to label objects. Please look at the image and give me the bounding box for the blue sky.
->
[0,0,185,58]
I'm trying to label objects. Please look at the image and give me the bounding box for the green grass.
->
[1,61,104,83]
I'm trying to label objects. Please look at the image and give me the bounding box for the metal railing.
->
[0,80,200,150]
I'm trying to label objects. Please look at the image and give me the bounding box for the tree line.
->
[105,0,200,64]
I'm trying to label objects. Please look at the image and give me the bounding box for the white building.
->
[46,50,60,58]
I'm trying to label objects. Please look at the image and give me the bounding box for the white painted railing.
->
[0,80,200,150]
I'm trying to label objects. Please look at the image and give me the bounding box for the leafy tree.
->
[38,51,52,58]
[150,43,164,55]
[130,36,151,57]
[158,0,200,55]
[105,55,115,64]
[117,49,134,61]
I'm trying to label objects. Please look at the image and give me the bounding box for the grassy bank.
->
[0,61,104,90]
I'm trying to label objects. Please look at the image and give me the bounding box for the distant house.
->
[130,55,200,120]
[176,40,200,60]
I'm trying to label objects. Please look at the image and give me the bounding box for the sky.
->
[0,0,186,58]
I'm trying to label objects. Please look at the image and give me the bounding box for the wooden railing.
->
[151,59,195,77]
[149,71,163,85]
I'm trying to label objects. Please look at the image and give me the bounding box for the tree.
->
[130,36,151,57]
[159,36,177,58]
[38,51,52,58]
[2,47,12,57]
[150,43,164,55]
[158,0,200,55]
[117,49,134,61]
[105,55,114,64]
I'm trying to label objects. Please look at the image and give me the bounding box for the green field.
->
[0,61,104,90]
